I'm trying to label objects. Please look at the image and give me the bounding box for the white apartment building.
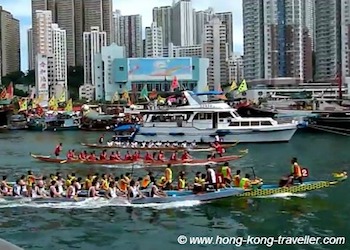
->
[227,55,244,84]
[304,0,315,50]
[49,23,67,101]
[215,12,234,56]
[243,0,310,84]
[35,10,53,55]
[152,6,172,47]
[118,14,143,57]
[166,43,202,57]
[202,17,228,91]
[145,22,163,57]
[79,84,95,101]
[113,9,121,45]
[195,8,214,44]
[83,26,107,88]
[171,0,194,46]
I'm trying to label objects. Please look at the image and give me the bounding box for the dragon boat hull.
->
[30,154,244,166]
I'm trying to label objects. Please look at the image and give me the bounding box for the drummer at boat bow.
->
[54,143,63,157]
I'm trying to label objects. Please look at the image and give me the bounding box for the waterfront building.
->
[195,8,214,44]
[243,0,312,83]
[118,14,143,57]
[215,12,233,56]
[79,84,95,101]
[94,43,126,100]
[203,17,229,91]
[152,6,172,47]
[0,6,20,78]
[227,55,244,84]
[93,52,209,101]
[27,28,34,71]
[165,43,202,58]
[31,0,112,67]
[145,22,163,58]
[113,9,121,45]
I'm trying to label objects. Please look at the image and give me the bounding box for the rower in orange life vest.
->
[233,170,241,187]
[157,150,165,162]
[181,150,192,161]
[54,143,62,158]
[124,151,132,160]
[170,150,178,161]
[99,150,108,160]
[290,157,303,184]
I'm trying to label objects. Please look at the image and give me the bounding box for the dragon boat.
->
[80,142,238,152]
[30,153,246,167]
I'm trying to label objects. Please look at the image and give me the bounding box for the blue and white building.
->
[94,43,209,101]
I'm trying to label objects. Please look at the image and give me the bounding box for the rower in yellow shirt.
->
[239,174,252,189]
[100,174,110,191]
[177,171,187,190]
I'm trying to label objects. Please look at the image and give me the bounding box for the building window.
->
[192,66,195,70]
[119,67,124,71]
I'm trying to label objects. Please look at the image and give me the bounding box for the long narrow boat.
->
[30,153,245,166]
[80,142,239,152]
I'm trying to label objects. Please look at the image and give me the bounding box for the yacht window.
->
[251,121,260,126]
[241,121,250,126]
[261,121,272,126]
[219,112,233,118]
[195,113,212,120]
[229,121,240,126]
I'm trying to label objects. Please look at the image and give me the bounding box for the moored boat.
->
[8,114,27,130]
[80,141,239,152]
[27,112,81,131]
[30,153,246,166]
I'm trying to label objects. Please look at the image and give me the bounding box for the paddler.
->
[233,170,241,187]
[100,174,110,191]
[127,180,144,199]
[66,149,75,160]
[88,179,99,197]
[27,171,41,187]
[0,176,12,196]
[49,180,61,198]
[132,151,141,161]
[164,164,173,190]
[221,162,232,185]
[290,157,303,184]
[205,164,217,190]
[193,172,203,193]
[177,171,187,190]
[140,171,153,190]
[98,134,104,144]
[213,141,224,157]
[239,174,252,189]
[109,151,117,160]
[99,150,108,160]
[87,151,97,161]
[119,173,130,193]
[144,151,153,161]
[150,176,166,197]
[124,151,132,160]
[157,150,165,162]
[170,150,178,161]
[84,174,93,189]
[66,179,77,198]
[54,142,63,158]
[79,150,87,160]
[181,150,192,161]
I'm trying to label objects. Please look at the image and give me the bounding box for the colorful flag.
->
[65,99,73,112]
[36,104,44,116]
[229,80,237,92]
[6,82,14,99]
[18,98,28,112]
[49,96,58,111]
[171,76,179,91]
[157,95,166,104]
[140,85,149,99]
[111,91,120,103]
[237,79,248,93]
[217,85,227,100]
[0,88,7,99]
[57,90,66,103]
[121,90,130,101]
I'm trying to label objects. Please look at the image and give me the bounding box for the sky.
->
[0,0,243,72]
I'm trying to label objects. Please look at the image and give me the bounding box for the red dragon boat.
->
[30,152,246,167]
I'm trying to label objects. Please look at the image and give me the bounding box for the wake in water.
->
[254,192,308,199]
[0,197,201,210]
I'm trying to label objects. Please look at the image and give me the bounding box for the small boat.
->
[30,153,246,166]
[80,141,239,152]
[8,114,28,130]
[27,112,81,131]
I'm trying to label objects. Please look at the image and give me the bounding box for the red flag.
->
[36,104,44,116]
[149,89,158,99]
[171,76,179,91]
[6,82,13,99]
[0,88,7,99]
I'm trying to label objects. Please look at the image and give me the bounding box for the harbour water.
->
[0,130,349,249]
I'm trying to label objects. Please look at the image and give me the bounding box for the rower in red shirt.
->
[87,152,97,161]
[213,141,224,157]
[132,151,141,161]
[66,150,73,160]
[79,151,87,160]
[170,150,178,161]
[115,151,122,160]
[124,151,132,160]
[181,150,193,161]
[144,151,153,161]
[99,150,107,160]
[54,143,63,158]
[109,151,116,160]
[157,150,165,162]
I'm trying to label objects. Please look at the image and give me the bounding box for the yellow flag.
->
[157,95,166,103]
[49,96,58,111]
[229,81,237,92]
[111,91,120,103]
[65,99,73,112]
[237,79,248,93]
[18,99,28,112]
[58,90,66,103]
[122,90,130,101]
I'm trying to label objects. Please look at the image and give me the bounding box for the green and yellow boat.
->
[237,172,347,197]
